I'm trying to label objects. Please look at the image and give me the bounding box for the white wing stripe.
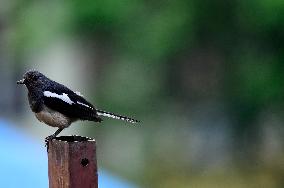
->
[77,101,93,109]
[43,91,74,105]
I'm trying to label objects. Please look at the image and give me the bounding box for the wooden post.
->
[48,136,98,188]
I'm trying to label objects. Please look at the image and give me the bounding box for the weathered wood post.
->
[47,136,98,188]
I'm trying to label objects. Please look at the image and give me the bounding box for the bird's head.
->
[17,70,46,88]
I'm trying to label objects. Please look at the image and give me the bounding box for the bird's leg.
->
[45,128,64,148]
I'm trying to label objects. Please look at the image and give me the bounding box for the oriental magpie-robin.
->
[17,70,139,142]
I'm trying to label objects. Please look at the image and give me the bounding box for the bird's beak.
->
[17,78,25,84]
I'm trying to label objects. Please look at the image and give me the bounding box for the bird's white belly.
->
[35,106,71,129]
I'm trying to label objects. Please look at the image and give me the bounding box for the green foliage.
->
[11,1,71,56]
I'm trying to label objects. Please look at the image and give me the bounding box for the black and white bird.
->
[17,70,139,141]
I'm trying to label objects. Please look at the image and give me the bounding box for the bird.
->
[17,70,139,143]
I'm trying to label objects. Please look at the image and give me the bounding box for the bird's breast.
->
[35,106,74,128]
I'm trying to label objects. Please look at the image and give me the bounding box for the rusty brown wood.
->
[48,136,98,188]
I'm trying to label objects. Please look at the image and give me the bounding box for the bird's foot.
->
[45,135,56,149]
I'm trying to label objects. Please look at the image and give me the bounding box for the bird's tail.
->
[96,109,140,124]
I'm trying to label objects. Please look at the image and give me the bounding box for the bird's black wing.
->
[43,82,102,122]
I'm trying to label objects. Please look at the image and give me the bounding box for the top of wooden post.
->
[48,136,98,188]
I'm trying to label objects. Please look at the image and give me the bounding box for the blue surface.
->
[0,119,137,188]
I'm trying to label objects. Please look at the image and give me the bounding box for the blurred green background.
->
[0,0,284,187]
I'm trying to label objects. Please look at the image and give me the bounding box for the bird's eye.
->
[32,75,39,81]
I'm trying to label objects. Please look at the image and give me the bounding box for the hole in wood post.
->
[81,158,89,167]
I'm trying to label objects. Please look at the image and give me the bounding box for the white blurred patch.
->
[75,91,84,97]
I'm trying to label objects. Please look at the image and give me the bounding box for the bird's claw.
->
[45,135,55,149]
